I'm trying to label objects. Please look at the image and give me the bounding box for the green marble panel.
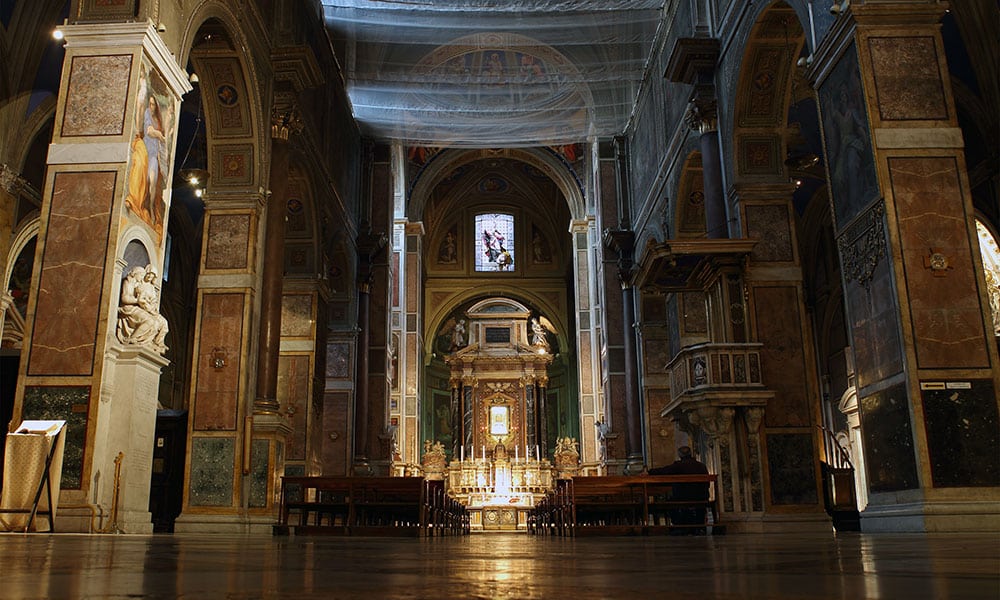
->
[766,433,819,505]
[249,439,269,508]
[23,386,89,489]
[922,380,999,488]
[189,437,234,506]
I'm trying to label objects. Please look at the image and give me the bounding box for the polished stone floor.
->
[0,531,997,599]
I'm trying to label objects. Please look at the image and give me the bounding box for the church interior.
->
[0,0,999,566]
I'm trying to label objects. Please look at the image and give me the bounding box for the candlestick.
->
[482,445,485,461]
[460,446,464,462]
[535,445,540,461]
[515,445,519,462]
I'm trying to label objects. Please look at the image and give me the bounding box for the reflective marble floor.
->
[0,531,997,599]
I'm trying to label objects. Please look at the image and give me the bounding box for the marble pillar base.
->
[861,500,1000,533]
[173,513,275,534]
[718,511,831,534]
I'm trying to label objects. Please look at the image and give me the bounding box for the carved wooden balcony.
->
[661,342,774,417]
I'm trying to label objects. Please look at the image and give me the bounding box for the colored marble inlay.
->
[189,437,235,506]
[325,342,350,379]
[205,213,250,270]
[860,382,918,493]
[22,386,90,490]
[279,354,311,461]
[280,294,314,338]
[753,287,810,427]
[746,204,793,262]
[766,433,818,505]
[869,36,947,121]
[249,439,270,508]
[890,157,990,369]
[28,171,114,376]
[193,293,245,430]
[61,55,132,137]
[922,380,999,488]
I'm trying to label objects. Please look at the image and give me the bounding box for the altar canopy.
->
[322,0,664,147]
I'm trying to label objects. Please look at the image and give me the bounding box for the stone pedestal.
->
[95,345,169,533]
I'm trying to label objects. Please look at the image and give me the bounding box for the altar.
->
[422,298,579,531]
[446,452,553,531]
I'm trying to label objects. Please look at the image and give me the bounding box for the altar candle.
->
[535,445,540,461]
[515,445,519,462]
[482,445,485,461]
[460,446,464,462]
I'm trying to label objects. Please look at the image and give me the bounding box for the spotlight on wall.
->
[188,72,199,84]
[156,22,167,33]
[52,29,64,40]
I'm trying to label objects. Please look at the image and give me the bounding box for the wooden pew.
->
[531,474,722,536]
[275,476,469,537]
[275,476,356,536]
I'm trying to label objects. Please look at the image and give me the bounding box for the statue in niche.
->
[450,318,467,350]
[116,265,169,354]
[439,230,457,264]
[530,317,550,350]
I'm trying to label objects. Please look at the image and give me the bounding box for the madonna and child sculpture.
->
[116,265,169,354]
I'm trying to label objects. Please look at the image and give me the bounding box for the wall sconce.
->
[211,347,227,369]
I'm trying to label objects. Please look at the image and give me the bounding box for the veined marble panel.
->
[28,171,114,376]
[61,55,132,137]
[278,354,311,461]
[889,157,990,369]
[189,437,235,507]
[753,286,810,427]
[204,213,251,271]
[193,293,245,431]
[22,386,90,490]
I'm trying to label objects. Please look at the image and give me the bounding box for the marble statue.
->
[116,265,169,354]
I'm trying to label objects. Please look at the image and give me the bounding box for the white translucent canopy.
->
[322,0,664,148]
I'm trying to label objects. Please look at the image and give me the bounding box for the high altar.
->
[422,298,578,530]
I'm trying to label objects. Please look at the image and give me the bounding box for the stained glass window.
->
[475,213,514,272]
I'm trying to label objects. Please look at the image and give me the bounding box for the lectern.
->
[0,420,67,533]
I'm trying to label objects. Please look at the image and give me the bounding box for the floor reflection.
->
[0,531,996,599]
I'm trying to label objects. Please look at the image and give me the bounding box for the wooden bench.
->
[532,474,723,536]
[274,476,469,537]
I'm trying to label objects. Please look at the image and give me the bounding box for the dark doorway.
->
[149,409,188,533]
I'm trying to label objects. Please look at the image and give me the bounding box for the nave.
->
[0,531,997,599]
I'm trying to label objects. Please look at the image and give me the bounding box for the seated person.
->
[649,445,709,532]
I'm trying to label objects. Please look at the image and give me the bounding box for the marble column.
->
[253,107,301,415]
[603,229,644,474]
[665,37,727,239]
[812,2,1000,532]
[687,101,727,239]
[353,224,387,473]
